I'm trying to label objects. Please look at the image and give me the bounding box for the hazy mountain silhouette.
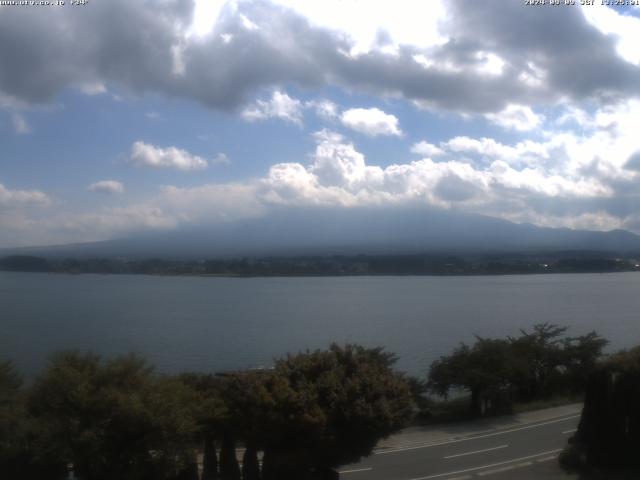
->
[4,207,640,259]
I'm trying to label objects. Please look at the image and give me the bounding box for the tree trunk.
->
[241,443,261,480]
[260,449,306,480]
[202,434,219,480]
[260,449,276,480]
[174,459,199,480]
[219,433,241,480]
[470,387,482,417]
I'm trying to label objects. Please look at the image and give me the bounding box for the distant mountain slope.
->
[3,208,640,259]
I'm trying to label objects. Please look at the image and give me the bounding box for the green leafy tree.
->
[259,344,413,479]
[429,324,608,417]
[178,373,228,480]
[0,360,24,464]
[428,338,514,416]
[508,323,568,400]
[561,331,608,393]
[1,359,71,479]
[28,352,201,480]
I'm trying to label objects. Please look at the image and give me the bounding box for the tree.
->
[0,360,24,463]
[428,324,605,416]
[258,344,413,479]
[508,323,568,400]
[241,443,261,480]
[178,373,228,480]
[561,331,608,393]
[570,346,640,469]
[428,338,514,416]
[0,359,72,479]
[28,352,201,480]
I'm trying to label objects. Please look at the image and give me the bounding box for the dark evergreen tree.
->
[573,346,640,469]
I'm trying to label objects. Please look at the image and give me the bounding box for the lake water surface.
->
[2,271,640,377]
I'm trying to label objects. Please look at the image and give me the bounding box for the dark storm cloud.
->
[0,0,639,113]
[0,0,190,103]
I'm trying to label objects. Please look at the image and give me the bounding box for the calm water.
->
[2,271,640,377]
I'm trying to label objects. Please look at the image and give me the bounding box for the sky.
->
[1,0,640,248]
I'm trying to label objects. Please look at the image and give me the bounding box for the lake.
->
[2,271,640,377]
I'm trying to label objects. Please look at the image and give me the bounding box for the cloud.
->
[2,0,639,117]
[442,136,553,168]
[624,151,640,171]
[130,141,209,171]
[581,3,640,66]
[306,99,339,120]
[11,113,30,134]
[7,102,640,247]
[241,90,303,125]
[87,180,125,195]
[411,141,444,157]
[77,82,107,96]
[340,108,402,137]
[485,104,544,131]
[212,152,231,164]
[0,182,50,207]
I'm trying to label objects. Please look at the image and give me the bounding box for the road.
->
[338,407,580,480]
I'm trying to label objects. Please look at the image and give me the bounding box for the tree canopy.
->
[1,345,413,480]
[427,324,608,416]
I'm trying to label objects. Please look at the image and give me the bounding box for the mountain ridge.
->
[2,208,640,260]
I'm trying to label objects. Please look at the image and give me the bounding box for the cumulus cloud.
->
[256,113,640,230]
[485,104,544,131]
[581,3,640,66]
[340,108,402,137]
[442,136,553,168]
[87,180,125,195]
[241,90,303,125]
[306,99,339,120]
[8,101,640,247]
[260,128,594,211]
[130,141,209,171]
[411,141,444,157]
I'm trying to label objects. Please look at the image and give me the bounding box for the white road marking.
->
[477,461,532,476]
[562,428,577,434]
[536,455,559,463]
[409,448,563,480]
[339,467,373,474]
[444,444,508,459]
[375,415,580,455]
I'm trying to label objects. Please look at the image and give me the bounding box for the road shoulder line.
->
[375,414,579,455]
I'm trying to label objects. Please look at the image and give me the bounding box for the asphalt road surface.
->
[338,411,580,480]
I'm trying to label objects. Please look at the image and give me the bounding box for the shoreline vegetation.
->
[3,324,634,479]
[2,253,640,277]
